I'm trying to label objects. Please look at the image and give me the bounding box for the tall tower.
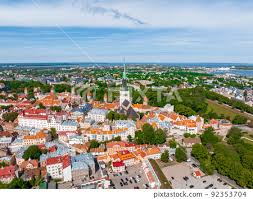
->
[120,60,131,107]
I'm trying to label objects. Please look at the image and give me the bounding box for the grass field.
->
[206,99,253,121]
[242,138,253,145]
[149,159,172,189]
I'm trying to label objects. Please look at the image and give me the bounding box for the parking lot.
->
[108,163,150,189]
[162,163,232,189]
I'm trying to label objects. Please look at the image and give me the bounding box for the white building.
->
[46,155,72,182]
[84,128,132,142]
[161,104,174,113]
[115,120,136,137]
[18,110,78,131]
[86,108,108,123]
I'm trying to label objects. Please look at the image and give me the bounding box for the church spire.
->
[123,58,127,79]
[122,58,128,90]
[120,58,131,107]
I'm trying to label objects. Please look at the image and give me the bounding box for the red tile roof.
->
[0,131,12,137]
[23,109,46,116]
[0,166,16,178]
[194,170,202,177]
[20,160,39,170]
[24,132,47,140]
[46,155,70,169]
[46,156,62,166]
[112,161,125,168]
[62,155,71,169]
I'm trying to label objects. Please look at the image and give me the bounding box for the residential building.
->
[106,141,136,155]
[71,153,96,175]
[23,132,47,146]
[18,109,78,131]
[84,128,131,142]
[0,165,16,184]
[46,155,72,182]
[112,161,125,173]
[86,108,108,123]
[71,161,89,182]
[20,160,39,171]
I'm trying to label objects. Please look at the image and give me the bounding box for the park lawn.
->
[206,99,253,120]
[242,138,253,145]
[149,159,172,189]
[156,159,177,168]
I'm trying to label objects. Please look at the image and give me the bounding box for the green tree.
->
[38,103,46,109]
[134,130,145,145]
[54,84,71,93]
[232,115,247,125]
[169,139,177,148]
[89,140,100,149]
[50,106,62,112]
[226,127,243,145]
[2,112,18,122]
[0,162,8,168]
[200,127,219,146]
[127,135,133,143]
[174,104,196,117]
[49,128,58,140]
[191,144,209,160]
[106,111,115,121]
[106,111,127,121]
[142,123,156,145]
[241,154,253,170]
[175,147,187,162]
[112,136,121,141]
[6,178,33,189]
[161,150,169,163]
[184,133,191,138]
[134,124,166,145]
[200,157,214,175]
[23,145,42,160]
[155,129,166,144]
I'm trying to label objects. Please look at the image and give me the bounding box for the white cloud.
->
[0,0,253,29]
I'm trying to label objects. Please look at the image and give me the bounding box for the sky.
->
[1,0,253,63]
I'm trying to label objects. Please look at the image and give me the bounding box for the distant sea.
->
[0,62,253,77]
[212,70,253,77]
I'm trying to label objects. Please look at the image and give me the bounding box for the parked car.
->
[192,164,197,168]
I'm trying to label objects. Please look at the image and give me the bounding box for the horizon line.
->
[1,62,253,65]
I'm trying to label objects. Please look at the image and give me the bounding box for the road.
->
[235,125,253,133]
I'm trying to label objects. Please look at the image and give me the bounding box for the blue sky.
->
[1,0,253,63]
